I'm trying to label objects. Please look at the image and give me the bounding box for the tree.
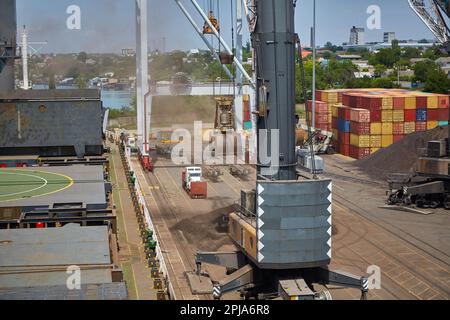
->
[374,64,387,77]
[77,51,88,64]
[423,69,450,94]
[75,74,87,89]
[413,60,439,83]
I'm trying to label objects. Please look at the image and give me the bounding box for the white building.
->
[383,32,396,43]
[349,26,365,45]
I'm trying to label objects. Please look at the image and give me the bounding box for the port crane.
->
[409,0,450,53]
[188,0,369,301]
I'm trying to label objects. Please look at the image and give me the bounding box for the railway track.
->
[333,191,450,299]
[143,169,213,300]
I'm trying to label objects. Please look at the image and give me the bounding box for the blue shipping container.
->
[438,121,449,127]
[338,119,350,133]
[416,108,427,122]
[244,121,252,130]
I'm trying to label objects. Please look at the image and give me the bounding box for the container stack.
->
[307,89,449,160]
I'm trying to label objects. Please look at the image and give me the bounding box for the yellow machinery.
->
[155,130,180,156]
[214,97,235,133]
[203,11,220,34]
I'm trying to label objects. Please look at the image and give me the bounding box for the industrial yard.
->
[1,0,450,307]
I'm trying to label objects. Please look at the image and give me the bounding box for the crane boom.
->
[408,0,450,51]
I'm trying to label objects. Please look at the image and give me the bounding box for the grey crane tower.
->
[0,0,18,91]
[191,0,369,300]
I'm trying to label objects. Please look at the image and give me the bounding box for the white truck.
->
[182,167,207,199]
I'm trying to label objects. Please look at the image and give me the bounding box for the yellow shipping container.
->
[326,92,339,104]
[331,106,338,118]
[382,110,393,122]
[427,121,438,130]
[370,122,382,135]
[404,122,416,134]
[371,148,380,154]
[370,135,382,148]
[382,135,394,148]
[405,96,417,109]
[381,97,393,110]
[381,122,393,135]
[350,134,370,148]
[427,96,438,109]
[392,110,405,122]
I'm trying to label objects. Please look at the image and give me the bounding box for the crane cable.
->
[297,38,318,179]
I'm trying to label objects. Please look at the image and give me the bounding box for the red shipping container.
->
[340,144,350,157]
[427,109,439,121]
[370,110,382,122]
[306,100,328,113]
[332,117,338,129]
[362,96,382,111]
[416,121,427,132]
[350,108,371,123]
[404,109,416,122]
[350,122,370,135]
[393,123,404,135]
[317,124,331,131]
[349,145,371,160]
[438,108,449,121]
[349,95,358,108]
[393,97,405,110]
[438,95,449,109]
[315,91,322,101]
[338,132,350,144]
[342,94,351,107]
[338,106,351,120]
[356,96,364,108]
[416,96,428,108]
[315,113,329,124]
[393,134,405,143]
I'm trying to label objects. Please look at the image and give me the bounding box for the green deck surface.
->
[0,168,73,203]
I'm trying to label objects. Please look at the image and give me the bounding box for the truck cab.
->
[185,167,202,189]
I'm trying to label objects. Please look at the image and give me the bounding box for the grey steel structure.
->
[0,0,17,91]
[0,90,104,157]
[255,0,297,181]
[192,0,369,300]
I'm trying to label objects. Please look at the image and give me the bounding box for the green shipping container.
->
[244,121,252,130]
[438,121,449,126]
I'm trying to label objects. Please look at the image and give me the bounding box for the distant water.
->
[101,90,133,109]
[31,84,132,110]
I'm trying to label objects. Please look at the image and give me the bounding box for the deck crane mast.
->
[408,0,450,53]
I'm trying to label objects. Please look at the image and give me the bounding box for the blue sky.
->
[16,0,436,54]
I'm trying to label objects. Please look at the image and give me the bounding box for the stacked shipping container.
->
[308,89,449,160]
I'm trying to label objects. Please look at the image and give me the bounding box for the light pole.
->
[312,0,316,129]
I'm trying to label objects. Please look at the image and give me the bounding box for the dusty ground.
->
[128,141,450,300]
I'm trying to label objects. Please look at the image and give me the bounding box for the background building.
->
[349,26,365,45]
[384,32,396,43]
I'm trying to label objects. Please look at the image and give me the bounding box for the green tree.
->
[77,52,88,64]
[374,64,387,77]
[423,69,450,94]
[413,60,439,83]
[75,74,87,89]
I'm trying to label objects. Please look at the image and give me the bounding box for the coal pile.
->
[355,126,448,180]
